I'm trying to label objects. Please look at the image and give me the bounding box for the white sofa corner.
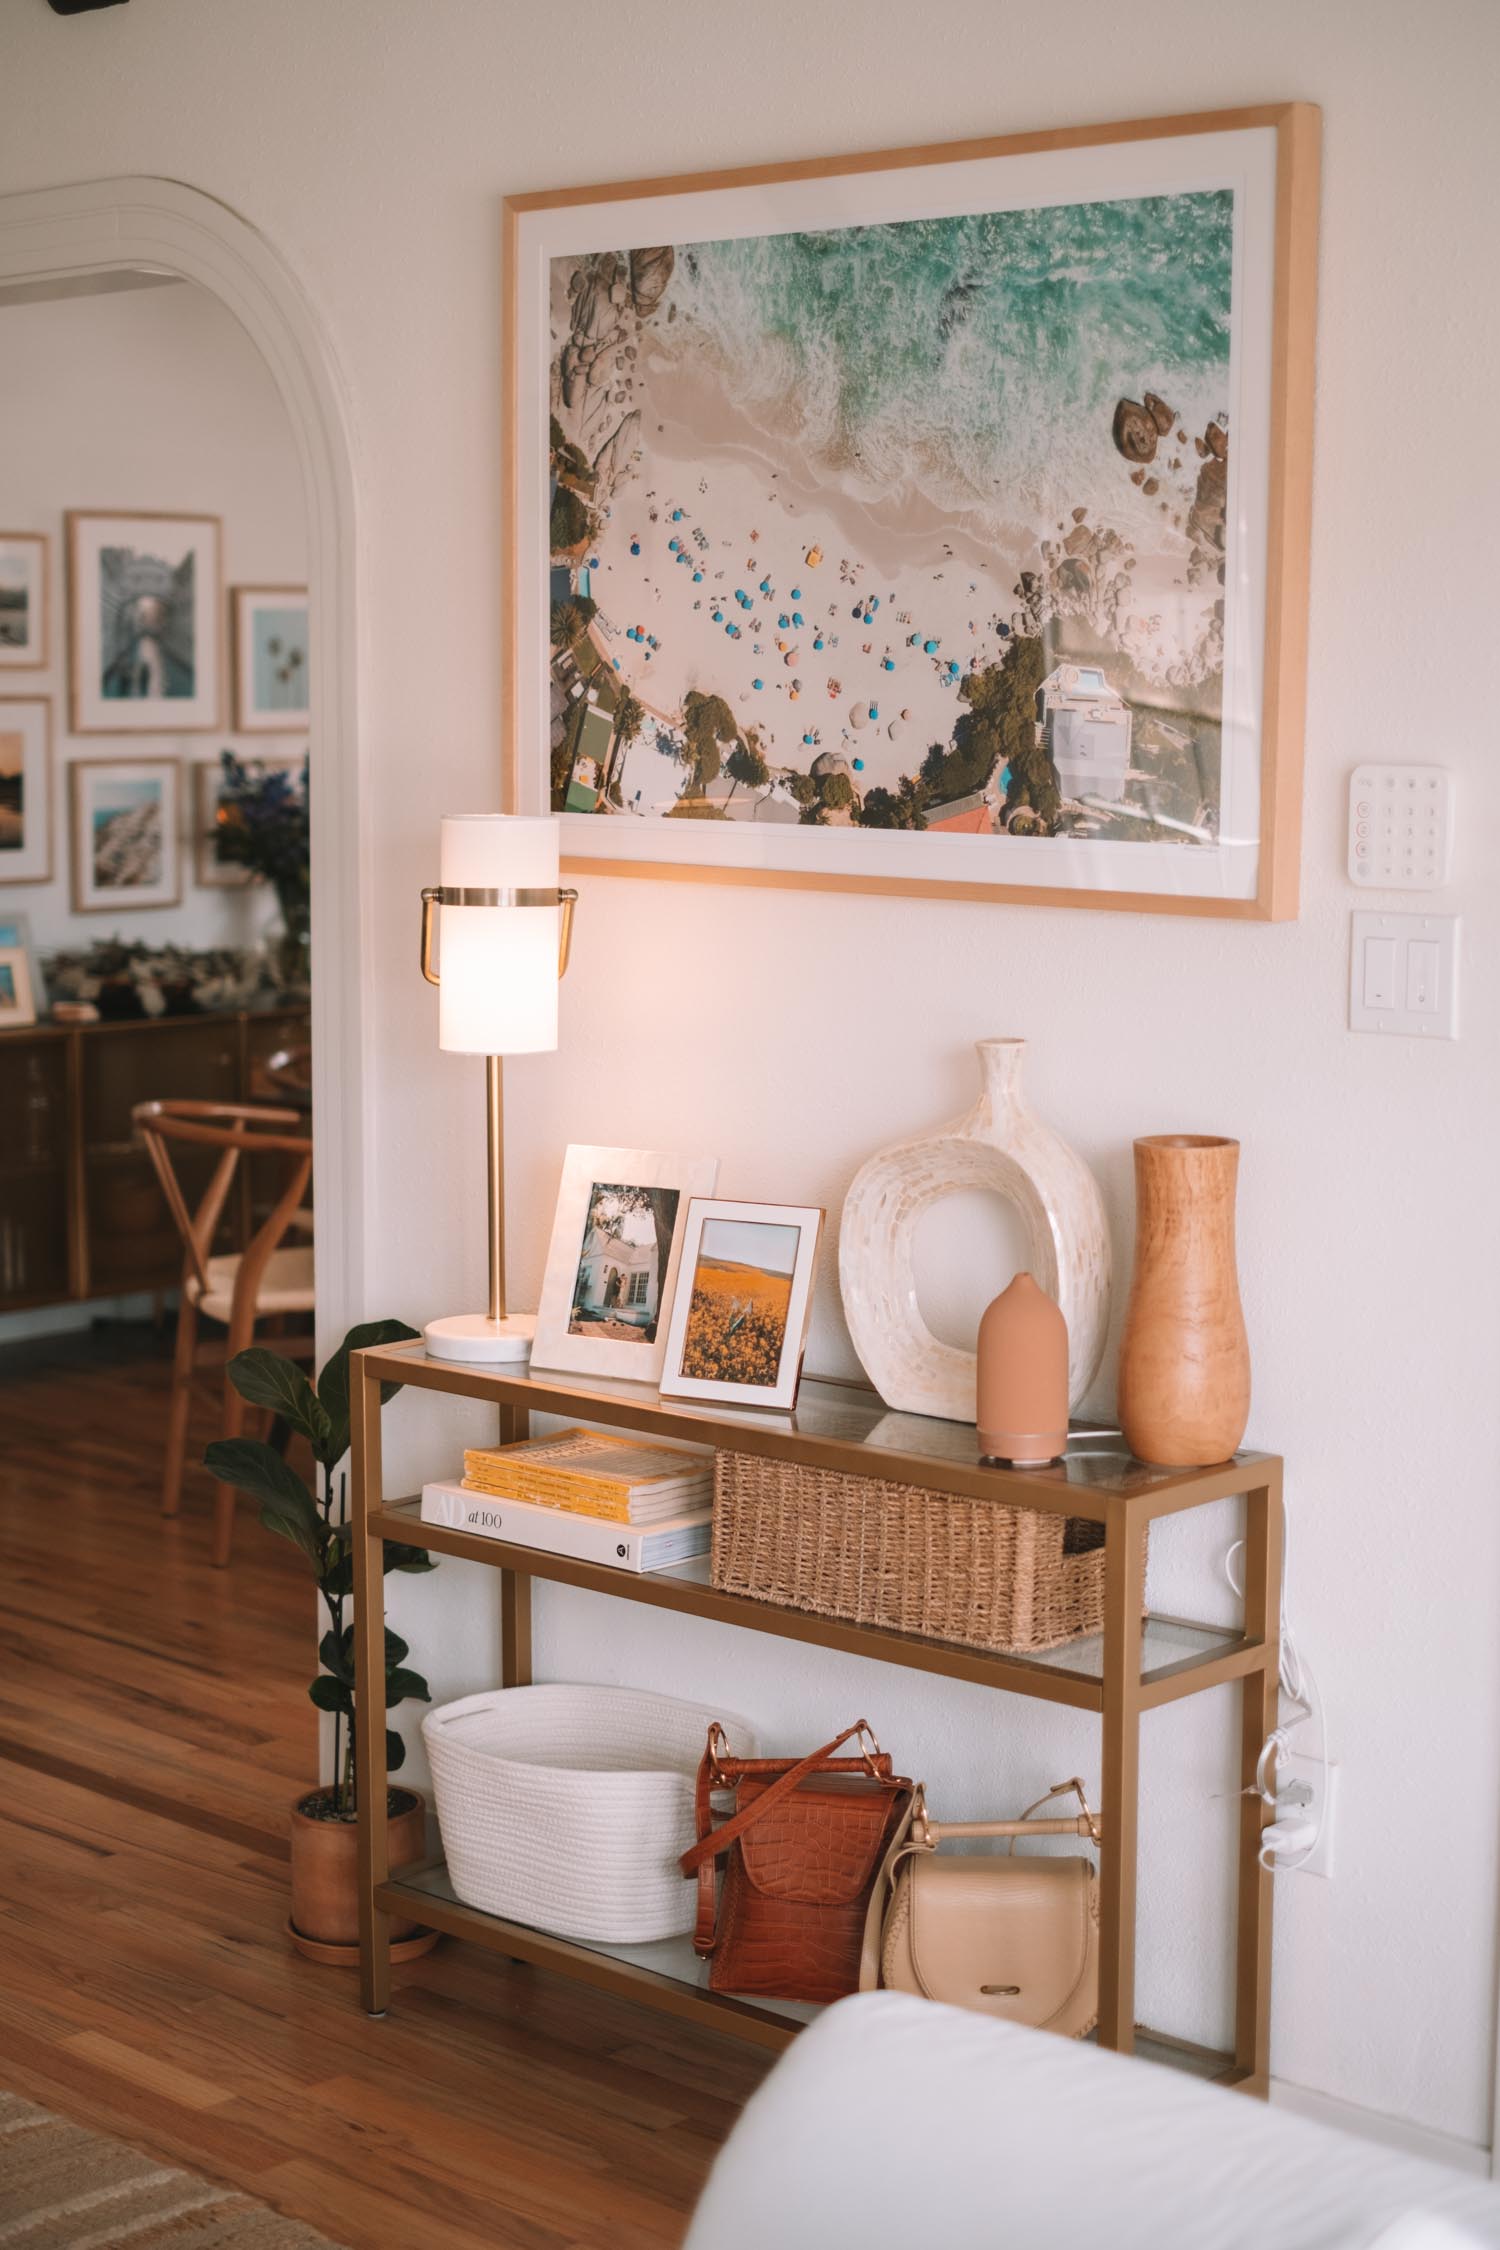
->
[684,1994,1500,2250]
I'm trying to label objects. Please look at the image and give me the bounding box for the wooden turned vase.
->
[1117,1135,1249,1467]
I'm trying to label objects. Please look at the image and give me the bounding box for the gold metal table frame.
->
[351,1345,1282,2090]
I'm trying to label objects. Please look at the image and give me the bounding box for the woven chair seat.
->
[190,1244,315,1323]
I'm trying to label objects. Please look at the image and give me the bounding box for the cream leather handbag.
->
[860,1778,1102,2039]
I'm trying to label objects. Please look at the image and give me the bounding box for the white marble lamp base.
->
[424,1311,536,1365]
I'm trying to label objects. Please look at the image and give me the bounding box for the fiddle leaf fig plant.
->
[205,1318,435,1819]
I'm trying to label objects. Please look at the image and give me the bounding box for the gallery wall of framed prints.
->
[0,502,309,946]
[509,102,1318,921]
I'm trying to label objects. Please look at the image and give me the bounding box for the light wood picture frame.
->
[0,944,38,1029]
[0,696,53,884]
[69,756,182,913]
[506,104,1319,920]
[531,1144,721,1384]
[66,510,222,734]
[660,1197,824,1411]
[0,533,49,671]
[232,584,310,733]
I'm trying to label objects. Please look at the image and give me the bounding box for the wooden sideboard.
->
[0,1007,309,1315]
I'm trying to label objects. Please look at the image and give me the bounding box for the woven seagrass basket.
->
[711,1452,1120,1654]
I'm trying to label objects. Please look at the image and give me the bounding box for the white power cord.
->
[1225,1521,1328,1873]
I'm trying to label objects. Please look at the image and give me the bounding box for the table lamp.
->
[420,814,577,1363]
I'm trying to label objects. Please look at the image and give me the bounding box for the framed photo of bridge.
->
[506,104,1318,918]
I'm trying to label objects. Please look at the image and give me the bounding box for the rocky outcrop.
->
[629,246,674,316]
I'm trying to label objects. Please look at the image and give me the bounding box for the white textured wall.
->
[4,0,1498,2151]
[0,282,304,955]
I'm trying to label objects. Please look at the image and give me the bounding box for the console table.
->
[350,1344,1283,2091]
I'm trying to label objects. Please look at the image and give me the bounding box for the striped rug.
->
[0,2094,340,2249]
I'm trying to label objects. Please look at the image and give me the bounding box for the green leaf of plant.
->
[316,1319,422,1464]
[383,1543,437,1576]
[204,1439,321,1562]
[384,1627,410,1669]
[309,1675,354,1715]
[319,1629,354,1684]
[386,1728,408,1773]
[386,1666,431,1707]
[225,1348,332,1449]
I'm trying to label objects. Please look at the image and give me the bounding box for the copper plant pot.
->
[1117,1134,1250,1467]
[289,1785,428,1953]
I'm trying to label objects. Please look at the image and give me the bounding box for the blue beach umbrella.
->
[629,540,641,556]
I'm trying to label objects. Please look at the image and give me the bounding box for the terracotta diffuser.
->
[1117,1134,1250,1467]
[976,1272,1069,1466]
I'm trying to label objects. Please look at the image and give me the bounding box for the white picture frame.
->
[0,533,49,670]
[69,757,182,913]
[659,1197,824,1412]
[0,944,38,1029]
[0,696,53,883]
[232,584,310,733]
[531,1144,721,1384]
[67,510,222,734]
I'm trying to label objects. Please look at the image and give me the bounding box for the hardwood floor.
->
[0,1326,768,2249]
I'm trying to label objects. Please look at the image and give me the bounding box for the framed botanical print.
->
[66,511,222,734]
[531,1144,721,1383]
[0,697,53,883]
[70,757,182,913]
[660,1198,823,1411]
[506,105,1319,919]
[0,534,48,670]
[232,585,310,732]
[0,945,38,1030]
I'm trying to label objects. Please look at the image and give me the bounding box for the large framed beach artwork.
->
[506,106,1319,919]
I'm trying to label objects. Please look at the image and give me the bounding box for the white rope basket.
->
[423,1683,755,1944]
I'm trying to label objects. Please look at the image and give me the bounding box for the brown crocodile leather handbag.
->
[680,1719,913,2003]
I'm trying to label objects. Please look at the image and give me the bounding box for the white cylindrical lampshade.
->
[436,814,560,1055]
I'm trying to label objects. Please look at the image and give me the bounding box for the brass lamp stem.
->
[486,1054,506,1325]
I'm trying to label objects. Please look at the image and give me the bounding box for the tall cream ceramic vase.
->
[1118,1135,1250,1467]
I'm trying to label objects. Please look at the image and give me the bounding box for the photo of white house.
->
[568,1180,680,1343]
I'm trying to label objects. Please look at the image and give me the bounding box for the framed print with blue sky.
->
[233,585,310,733]
[69,757,182,913]
[506,105,1318,918]
[67,511,221,735]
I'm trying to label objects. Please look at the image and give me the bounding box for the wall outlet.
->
[1281,1753,1337,1879]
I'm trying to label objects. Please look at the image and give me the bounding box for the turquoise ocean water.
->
[660,191,1233,532]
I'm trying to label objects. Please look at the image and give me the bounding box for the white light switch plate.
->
[1349,911,1460,1037]
[1348,764,1454,888]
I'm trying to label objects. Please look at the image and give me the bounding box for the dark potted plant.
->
[205,1317,439,1962]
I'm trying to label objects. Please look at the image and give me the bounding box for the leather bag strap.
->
[683,1720,891,1955]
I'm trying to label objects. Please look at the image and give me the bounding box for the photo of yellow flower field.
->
[678,1217,801,1389]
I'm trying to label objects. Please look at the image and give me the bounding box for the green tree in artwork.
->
[819,772,855,812]
[550,594,597,651]
[680,690,738,795]
[613,688,646,745]
[919,636,1058,827]
[782,770,819,808]
[860,773,929,829]
[724,734,770,804]
[550,484,594,555]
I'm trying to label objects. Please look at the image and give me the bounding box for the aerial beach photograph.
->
[546,188,1235,849]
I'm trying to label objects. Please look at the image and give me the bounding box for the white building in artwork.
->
[1035,663,1132,803]
[573,1218,659,1327]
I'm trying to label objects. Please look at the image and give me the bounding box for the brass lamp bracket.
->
[421,885,578,987]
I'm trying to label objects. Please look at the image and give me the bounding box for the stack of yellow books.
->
[461,1427,713,1524]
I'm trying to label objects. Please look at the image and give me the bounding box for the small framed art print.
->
[531,1145,721,1384]
[660,1198,823,1411]
[232,585,310,732]
[0,697,53,883]
[0,534,48,670]
[0,945,38,1029]
[67,511,222,734]
[70,758,182,913]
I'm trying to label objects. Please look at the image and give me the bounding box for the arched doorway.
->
[0,175,364,1340]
